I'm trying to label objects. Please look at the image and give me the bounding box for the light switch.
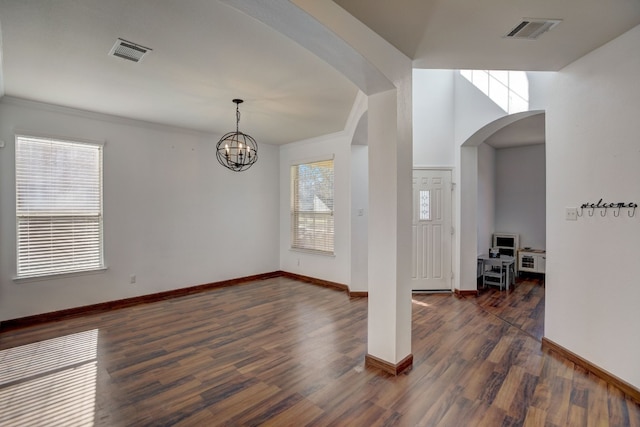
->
[565,207,578,221]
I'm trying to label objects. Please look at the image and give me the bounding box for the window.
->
[460,70,529,114]
[16,135,104,278]
[419,190,431,221]
[291,159,334,254]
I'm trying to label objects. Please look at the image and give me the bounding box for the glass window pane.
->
[491,70,509,86]
[509,71,529,101]
[459,69,529,113]
[291,159,334,254]
[420,190,431,221]
[16,136,103,278]
[489,76,509,112]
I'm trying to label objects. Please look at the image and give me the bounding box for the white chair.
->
[482,258,507,290]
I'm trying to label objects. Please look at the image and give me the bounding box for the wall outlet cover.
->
[565,207,578,221]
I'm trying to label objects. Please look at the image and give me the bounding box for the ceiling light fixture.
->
[216,99,258,172]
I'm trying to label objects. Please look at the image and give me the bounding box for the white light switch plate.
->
[566,207,578,221]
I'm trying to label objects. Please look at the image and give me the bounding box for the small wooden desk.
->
[478,254,515,291]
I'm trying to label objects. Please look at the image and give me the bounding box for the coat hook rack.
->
[578,199,638,218]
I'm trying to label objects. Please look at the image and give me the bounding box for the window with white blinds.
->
[291,159,334,254]
[15,136,104,278]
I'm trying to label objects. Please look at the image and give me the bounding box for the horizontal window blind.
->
[291,159,334,254]
[16,136,103,278]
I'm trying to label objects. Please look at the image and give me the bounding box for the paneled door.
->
[412,169,452,291]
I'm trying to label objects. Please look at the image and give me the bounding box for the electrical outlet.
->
[565,208,578,221]
[130,274,136,284]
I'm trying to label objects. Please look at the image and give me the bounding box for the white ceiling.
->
[333,0,640,71]
[0,0,358,145]
[0,0,639,146]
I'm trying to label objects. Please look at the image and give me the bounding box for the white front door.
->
[412,169,453,291]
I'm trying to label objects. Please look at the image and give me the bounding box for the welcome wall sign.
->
[578,199,638,217]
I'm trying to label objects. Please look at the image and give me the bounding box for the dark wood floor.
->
[1,276,638,426]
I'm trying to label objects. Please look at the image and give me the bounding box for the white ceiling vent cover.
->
[109,38,152,63]
[505,19,562,40]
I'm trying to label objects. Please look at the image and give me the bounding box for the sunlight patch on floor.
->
[0,329,99,426]
[411,299,431,308]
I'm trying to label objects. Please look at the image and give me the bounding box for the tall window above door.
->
[291,159,334,254]
[15,135,104,279]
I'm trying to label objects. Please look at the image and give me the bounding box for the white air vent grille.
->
[109,38,152,63]
[505,19,561,40]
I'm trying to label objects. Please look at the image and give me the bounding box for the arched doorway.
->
[458,110,546,293]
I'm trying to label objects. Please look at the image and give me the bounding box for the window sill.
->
[290,248,335,257]
[14,267,108,283]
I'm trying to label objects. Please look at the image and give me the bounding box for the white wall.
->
[350,144,368,292]
[546,24,640,388]
[477,143,495,254]
[527,72,556,111]
[0,98,280,321]
[279,132,352,285]
[495,144,546,250]
[413,69,455,167]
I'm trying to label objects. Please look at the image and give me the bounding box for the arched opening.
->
[458,110,545,293]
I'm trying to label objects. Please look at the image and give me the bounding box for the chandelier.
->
[216,99,258,172]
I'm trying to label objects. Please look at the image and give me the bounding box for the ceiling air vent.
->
[505,19,561,40]
[109,38,152,63]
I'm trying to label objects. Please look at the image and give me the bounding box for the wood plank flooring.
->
[474,276,546,341]
[1,276,638,426]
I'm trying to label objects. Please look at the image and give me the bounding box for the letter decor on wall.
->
[577,199,638,217]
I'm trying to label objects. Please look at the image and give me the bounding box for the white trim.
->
[289,248,336,257]
[13,267,108,283]
[0,23,4,98]
[15,131,105,147]
[413,166,455,171]
[290,153,335,167]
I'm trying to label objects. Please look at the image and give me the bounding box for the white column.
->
[458,146,479,291]
[367,89,413,370]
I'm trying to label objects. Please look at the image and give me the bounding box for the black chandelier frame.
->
[216,99,258,172]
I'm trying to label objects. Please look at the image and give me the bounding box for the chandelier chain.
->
[236,104,240,134]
